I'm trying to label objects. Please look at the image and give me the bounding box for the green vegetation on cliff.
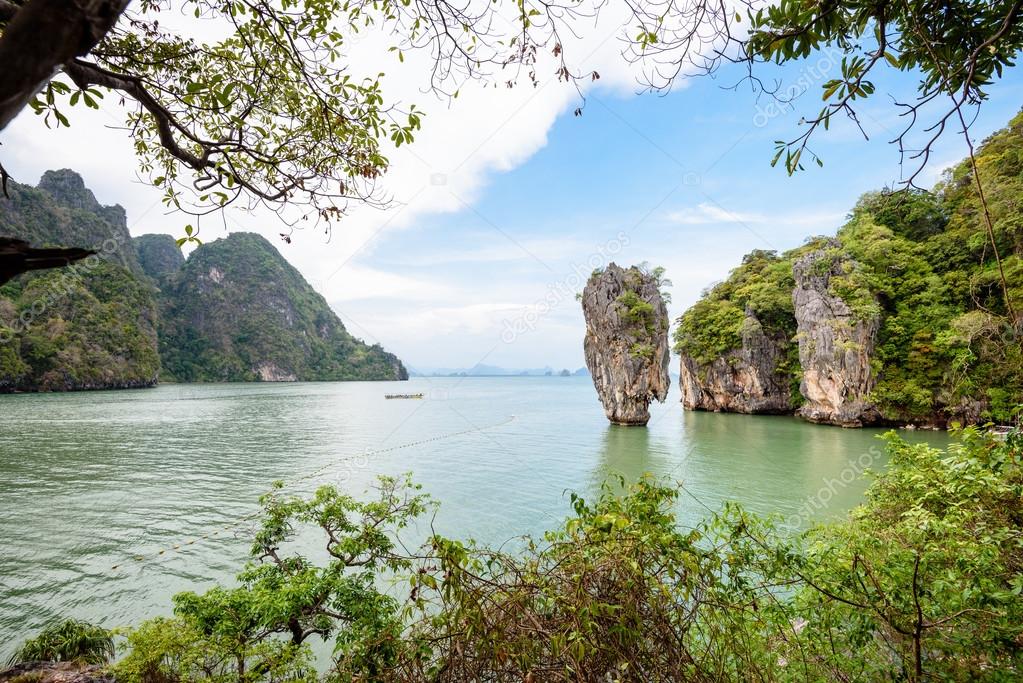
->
[133,233,185,283]
[158,232,407,382]
[0,261,161,391]
[0,170,140,273]
[606,263,671,360]
[675,111,1023,424]
[674,248,804,366]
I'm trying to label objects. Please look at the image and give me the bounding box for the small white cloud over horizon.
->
[665,202,847,230]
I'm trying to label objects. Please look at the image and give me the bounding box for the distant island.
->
[409,364,589,377]
[0,170,407,391]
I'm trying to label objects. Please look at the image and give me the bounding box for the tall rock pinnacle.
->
[581,263,671,425]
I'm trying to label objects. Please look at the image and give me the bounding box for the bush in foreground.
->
[7,619,114,667]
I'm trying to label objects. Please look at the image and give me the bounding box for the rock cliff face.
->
[675,243,884,426]
[792,248,880,427]
[679,310,792,414]
[32,169,140,273]
[582,263,670,425]
[673,112,1023,426]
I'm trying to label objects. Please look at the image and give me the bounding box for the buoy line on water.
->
[109,415,518,571]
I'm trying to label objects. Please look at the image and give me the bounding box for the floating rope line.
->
[110,415,517,571]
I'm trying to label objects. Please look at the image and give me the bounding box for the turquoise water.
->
[0,377,950,657]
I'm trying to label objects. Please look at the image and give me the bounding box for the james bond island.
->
[1,0,1022,680]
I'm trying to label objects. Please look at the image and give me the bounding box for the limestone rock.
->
[792,247,880,426]
[582,263,670,425]
[679,310,792,414]
[0,172,160,392]
[158,232,408,382]
[5,169,139,274]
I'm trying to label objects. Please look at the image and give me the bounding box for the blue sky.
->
[3,40,1022,372]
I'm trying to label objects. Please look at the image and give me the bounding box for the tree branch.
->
[0,0,129,130]
[63,58,210,170]
[0,159,9,198]
[0,0,20,23]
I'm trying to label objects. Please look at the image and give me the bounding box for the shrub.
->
[8,619,114,666]
[113,617,316,683]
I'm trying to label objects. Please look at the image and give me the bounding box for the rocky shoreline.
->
[0,662,113,683]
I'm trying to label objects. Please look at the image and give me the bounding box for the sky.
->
[3,12,1023,372]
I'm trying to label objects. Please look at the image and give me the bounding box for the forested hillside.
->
[158,233,407,382]
[675,112,1023,426]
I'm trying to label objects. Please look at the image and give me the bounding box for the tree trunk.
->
[0,0,130,130]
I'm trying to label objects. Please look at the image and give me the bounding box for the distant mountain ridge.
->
[0,170,406,391]
[409,364,588,377]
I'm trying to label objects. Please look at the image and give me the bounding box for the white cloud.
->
[382,234,594,266]
[336,300,525,346]
[666,202,766,225]
[665,203,846,230]
[324,264,456,303]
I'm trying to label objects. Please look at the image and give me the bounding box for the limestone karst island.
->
[1,1,1021,681]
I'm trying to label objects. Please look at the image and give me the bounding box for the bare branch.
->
[64,58,210,170]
